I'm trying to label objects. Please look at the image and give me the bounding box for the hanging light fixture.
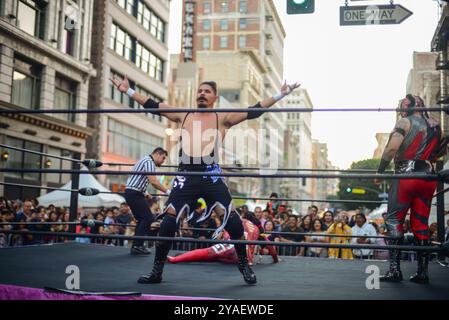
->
[1,151,9,161]
[45,159,52,168]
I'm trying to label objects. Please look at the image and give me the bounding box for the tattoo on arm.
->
[393,119,408,136]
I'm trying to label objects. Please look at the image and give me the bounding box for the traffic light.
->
[287,0,315,15]
[345,187,366,194]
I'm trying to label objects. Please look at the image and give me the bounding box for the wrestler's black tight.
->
[155,214,177,262]
[224,212,246,258]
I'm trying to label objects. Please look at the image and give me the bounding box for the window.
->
[117,0,136,16]
[136,43,148,73]
[54,75,77,123]
[110,23,164,82]
[124,33,133,61]
[239,35,246,48]
[110,23,122,55]
[16,0,47,39]
[155,56,164,82]
[126,0,136,15]
[62,16,75,56]
[110,23,117,49]
[203,2,211,14]
[220,36,228,48]
[203,19,211,31]
[148,53,164,82]
[134,1,166,43]
[156,18,165,42]
[150,11,158,38]
[202,37,210,49]
[3,136,42,181]
[17,1,36,35]
[23,140,42,181]
[46,147,73,185]
[110,22,135,62]
[220,19,228,30]
[138,3,150,29]
[107,119,164,160]
[221,1,228,13]
[135,41,164,82]
[239,0,248,13]
[12,56,41,110]
[239,18,247,29]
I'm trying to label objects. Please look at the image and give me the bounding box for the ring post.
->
[69,152,81,234]
[436,161,446,247]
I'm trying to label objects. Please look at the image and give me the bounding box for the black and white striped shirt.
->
[125,155,156,193]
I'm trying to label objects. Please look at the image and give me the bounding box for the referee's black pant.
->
[125,189,154,248]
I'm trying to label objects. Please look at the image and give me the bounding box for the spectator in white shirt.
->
[351,213,377,259]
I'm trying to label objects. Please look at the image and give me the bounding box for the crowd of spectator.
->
[1,192,448,262]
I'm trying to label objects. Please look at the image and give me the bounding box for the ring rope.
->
[0,168,443,180]
[0,229,443,253]
[0,144,393,173]
[0,221,393,239]
[1,106,447,115]
[0,182,387,204]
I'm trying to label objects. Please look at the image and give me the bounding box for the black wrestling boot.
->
[234,242,257,284]
[138,238,172,284]
[137,260,164,284]
[138,214,177,284]
[410,240,430,284]
[237,255,257,284]
[131,246,151,255]
[380,240,403,282]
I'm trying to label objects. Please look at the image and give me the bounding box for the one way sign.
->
[340,4,413,26]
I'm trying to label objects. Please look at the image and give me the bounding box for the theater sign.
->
[182,1,196,62]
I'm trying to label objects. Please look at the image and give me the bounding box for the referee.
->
[125,147,169,255]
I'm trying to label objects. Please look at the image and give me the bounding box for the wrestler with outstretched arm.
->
[111,76,299,285]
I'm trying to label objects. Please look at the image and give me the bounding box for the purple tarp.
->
[0,284,218,300]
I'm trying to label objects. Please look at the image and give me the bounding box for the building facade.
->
[373,132,389,159]
[406,51,440,122]
[284,89,313,213]
[88,0,170,192]
[311,140,337,208]
[0,0,96,199]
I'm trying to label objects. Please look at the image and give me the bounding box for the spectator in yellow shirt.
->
[327,212,353,259]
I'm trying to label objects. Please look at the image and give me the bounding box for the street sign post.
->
[340,4,413,26]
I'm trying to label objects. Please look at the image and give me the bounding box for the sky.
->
[167,0,441,169]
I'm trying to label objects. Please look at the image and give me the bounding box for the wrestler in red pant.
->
[168,218,278,265]
[377,95,446,284]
